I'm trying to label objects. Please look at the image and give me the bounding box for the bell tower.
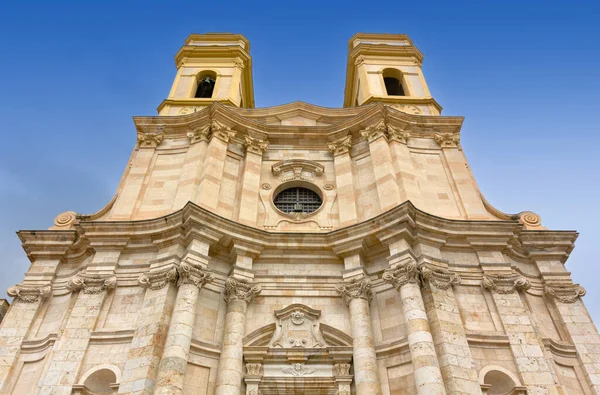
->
[157,33,255,115]
[343,33,441,115]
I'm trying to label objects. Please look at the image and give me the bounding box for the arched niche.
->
[479,365,526,395]
[73,364,121,395]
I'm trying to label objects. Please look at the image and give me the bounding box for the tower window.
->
[274,187,322,214]
[195,72,217,98]
[382,68,406,96]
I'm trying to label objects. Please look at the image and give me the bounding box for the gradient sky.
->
[1,1,599,321]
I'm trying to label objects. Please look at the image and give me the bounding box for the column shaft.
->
[348,297,381,395]
[215,298,248,395]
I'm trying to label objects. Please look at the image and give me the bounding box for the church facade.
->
[0,33,597,395]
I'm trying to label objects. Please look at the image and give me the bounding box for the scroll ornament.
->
[187,125,211,144]
[67,273,117,294]
[244,135,270,155]
[433,132,460,148]
[360,119,388,142]
[224,277,261,303]
[335,277,373,305]
[420,265,461,290]
[545,283,586,304]
[7,284,52,303]
[137,130,164,148]
[211,120,236,142]
[382,259,420,290]
[327,135,352,156]
[387,124,411,144]
[177,261,212,288]
[138,267,178,290]
[482,273,531,294]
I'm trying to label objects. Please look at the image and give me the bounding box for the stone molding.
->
[544,283,586,303]
[186,125,211,144]
[360,119,387,142]
[335,277,373,305]
[223,276,261,303]
[7,283,52,303]
[420,264,461,290]
[177,261,212,288]
[50,211,78,230]
[482,273,531,294]
[211,120,236,143]
[138,267,178,290]
[271,159,324,182]
[67,273,117,294]
[137,130,164,148]
[433,131,460,148]
[382,258,420,290]
[244,135,269,155]
[328,135,352,156]
[387,124,411,144]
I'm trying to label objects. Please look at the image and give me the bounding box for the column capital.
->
[138,266,178,290]
[382,257,419,290]
[224,276,261,304]
[211,120,236,143]
[243,134,269,155]
[328,134,352,156]
[360,119,387,143]
[544,282,586,303]
[482,272,531,294]
[7,283,52,303]
[387,124,411,144]
[420,263,461,290]
[245,363,263,378]
[187,124,211,144]
[137,130,164,148]
[67,272,117,294]
[335,277,373,305]
[177,261,212,288]
[433,131,460,148]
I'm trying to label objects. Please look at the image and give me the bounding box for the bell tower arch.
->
[343,33,442,115]
[158,33,255,115]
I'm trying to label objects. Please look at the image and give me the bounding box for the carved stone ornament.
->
[420,265,461,290]
[233,57,245,69]
[482,273,531,294]
[244,135,270,155]
[391,104,422,115]
[7,284,52,303]
[387,124,411,144]
[433,132,460,148]
[382,258,420,290]
[187,125,211,144]
[328,135,352,156]
[271,159,324,182]
[333,363,352,377]
[211,120,236,143]
[360,119,388,142]
[50,211,78,230]
[137,130,164,148]
[545,283,586,303]
[518,211,546,230]
[138,267,178,290]
[269,304,328,349]
[177,261,212,288]
[335,277,373,305]
[355,55,365,67]
[224,277,261,303]
[246,363,262,377]
[282,363,315,376]
[67,273,117,294]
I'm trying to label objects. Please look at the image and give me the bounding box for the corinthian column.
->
[336,277,381,395]
[383,257,446,395]
[154,261,212,394]
[215,276,261,395]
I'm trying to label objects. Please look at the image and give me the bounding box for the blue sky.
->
[1,1,599,321]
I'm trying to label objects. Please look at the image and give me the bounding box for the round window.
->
[273,187,322,214]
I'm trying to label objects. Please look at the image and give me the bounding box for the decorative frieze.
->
[420,264,461,290]
[387,124,411,144]
[271,159,324,182]
[433,131,460,148]
[244,135,269,155]
[223,276,261,303]
[177,261,212,288]
[211,120,236,142]
[482,273,531,294]
[67,273,117,294]
[7,284,52,303]
[138,267,178,290]
[282,363,315,376]
[187,125,211,144]
[335,277,373,305]
[545,283,586,303]
[382,258,419,290]
[360,119,387,142]
[137,130,164,148]
[328,135,352,156]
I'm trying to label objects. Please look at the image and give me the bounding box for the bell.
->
[201,76,214,86]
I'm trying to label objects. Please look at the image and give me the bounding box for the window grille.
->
[274,187,322,214]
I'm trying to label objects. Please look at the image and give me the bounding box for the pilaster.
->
[387,124,423,205]
[238,134,269,226]
[328,134,358,225]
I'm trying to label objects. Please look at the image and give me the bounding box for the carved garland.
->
[7,284,52,303]
[482,273,531,294]
[545,283,586,304]
[67,273,117,294]
[335,277,373,305]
